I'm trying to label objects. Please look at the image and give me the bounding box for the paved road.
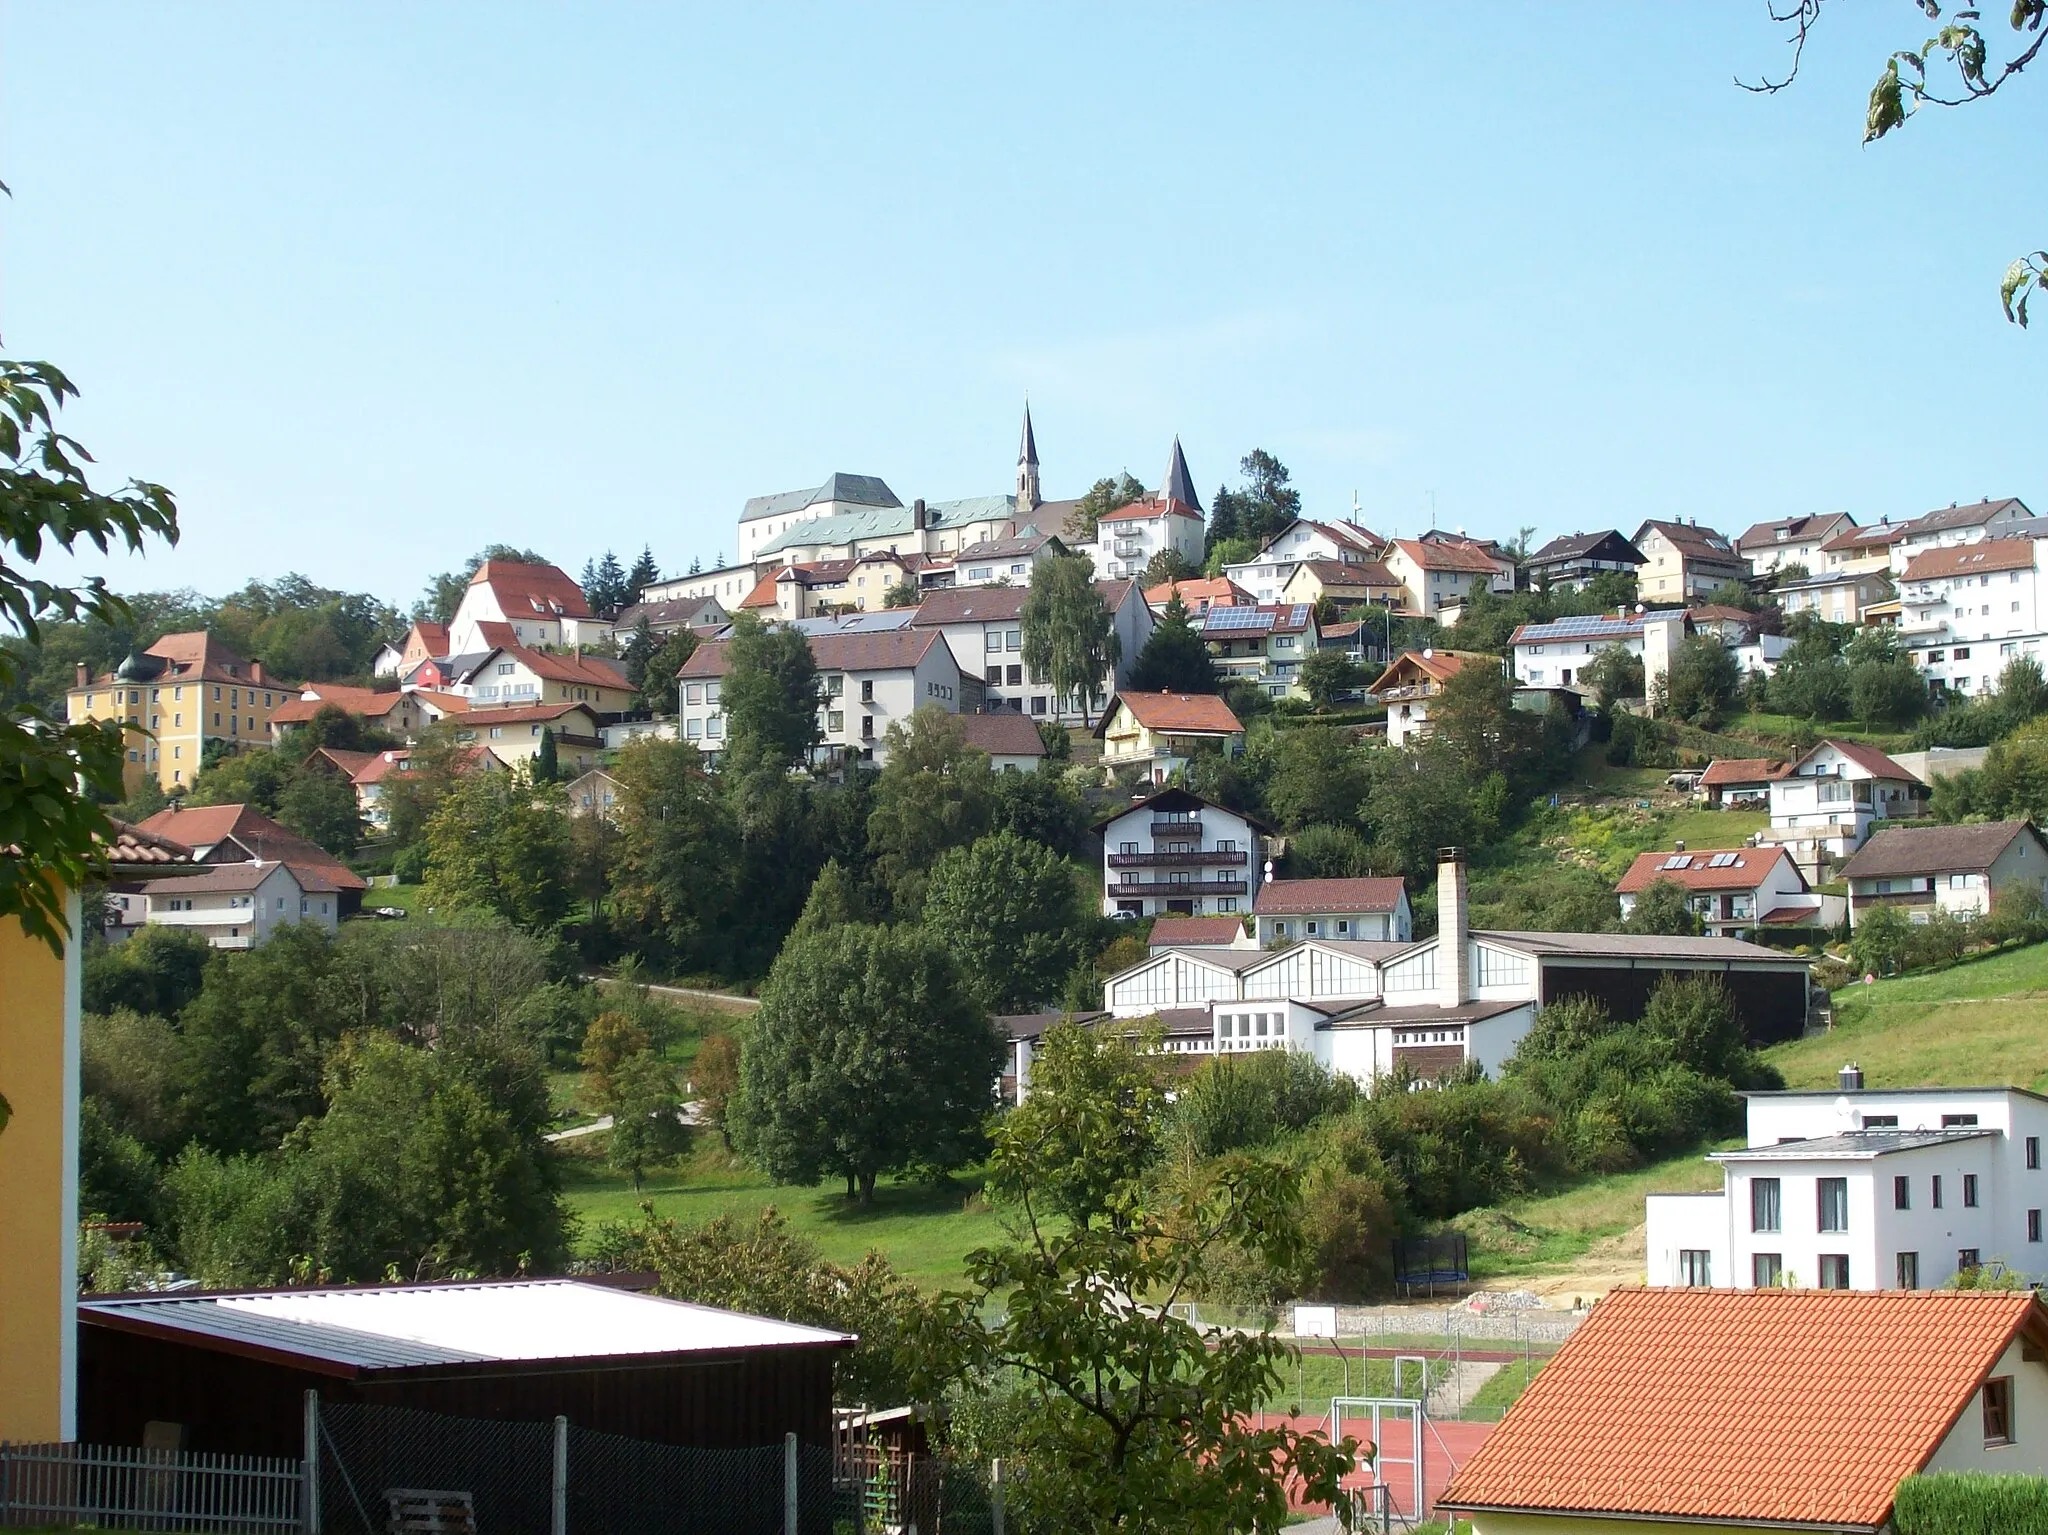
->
[545,1102,703,1142]
[584,974,759,1011]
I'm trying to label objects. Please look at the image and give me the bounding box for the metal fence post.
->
[552,1416,568,1535]
[302,1389,321,1535]
[990,1457,1004,1535]
[783,1432,798,1535]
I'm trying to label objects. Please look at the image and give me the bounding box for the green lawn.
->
[559,1143,1012,1288]
[1464,1351,1547,1417]
[1451,1144,1730,1283]
[1767,941,2048,1093]
[1724,710,1914,753]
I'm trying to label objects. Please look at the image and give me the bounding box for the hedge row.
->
[1894,1473,2048,1535]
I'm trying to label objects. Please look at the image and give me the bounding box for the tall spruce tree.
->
[1125,594,1218,694]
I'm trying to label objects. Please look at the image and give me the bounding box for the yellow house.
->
[450,645,636,714]
[1440,1287,2048,1535]
[1,825,192,1441]
[458,701,605,774]
[1093,690,1245,784]
[67,633,293,795]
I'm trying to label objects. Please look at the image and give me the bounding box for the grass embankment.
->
[1771,941,2048,1092]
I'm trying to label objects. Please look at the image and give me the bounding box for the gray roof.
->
[1713,1129,1999,1162]
[1019,404,1038,466]
[911,587,1028,626]
[1163,436,1202,511]
[753,507,917,557]
[742,474,901,523]
[994,1009,1106,1041]
[956,533,1055,561]
[1838,819,2040,880]
[1322,998,1530,1029]
[1524,529,1644,566]
[1907,496,2033,536]
[786,609,918,636]
[1476,929,1813,964]
[924,494,1017,525]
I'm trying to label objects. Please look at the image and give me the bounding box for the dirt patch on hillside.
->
[1513,1225,1647,1309]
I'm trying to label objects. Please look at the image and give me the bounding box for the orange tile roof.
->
[1699,756,1789,787]
[490,645,630,690]
[1149,916,1245,946]
[272,685,416,725]
[953,711,1048,757]
[1615,846,1800,894]
[459,701,601,730]
[1440,1287,2046,1530]
[1253,877,1407,914]
[136,805,367,891]
[1368,648,1493,692]
[407,690,471,714]
[1390,537,1501,574]
[1106,690,1244,735]
[1144,576,1251,610]
[739,571,782,609]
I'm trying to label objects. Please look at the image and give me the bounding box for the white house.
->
[676,626,969,767]
[1198,603,1320,698]
[1896,495,2038,565]
[1646,1075,2048,1292]
[1098,788,1268,919]
[1253,876,1413,943]
[1763,739,1926,877]
[1368,649,1501,747]
[1382,537,1505,617]
[1838,819,2048,926]
[1897,536,2048,699]
[908,579,1152,724]
[638,563,760,614]
[1733,511,1856,578]
[1079,445,1206,581]
[1633,520,1747,603]
[143,860,339,949]
[954,710,1050,771]
[1614,846,1831,938]
[445,559,611,654]
[1224,517,1386,606]
[950,533,1063,589]
[564,766,624,820]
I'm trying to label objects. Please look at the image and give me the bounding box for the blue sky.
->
[7,4,2043,610]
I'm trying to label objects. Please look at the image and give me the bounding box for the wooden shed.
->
[78,1278,853,1457]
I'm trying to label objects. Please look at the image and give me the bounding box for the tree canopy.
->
[1125,593,1219,694]
[1021,554,1121,725]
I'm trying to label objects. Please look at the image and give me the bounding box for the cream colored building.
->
[68,632,293,793]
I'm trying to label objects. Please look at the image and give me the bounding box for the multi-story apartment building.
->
[1897,537,2048,697]
[676,627,971,767]
[1520,530,1645,592]
[1097,788,1267,919]
[1080,441,1207,582]
[1734,512,1856,578]
[638,563,760,614]
[1199,603,1320,698]
[1633,520,1747,603]
[445,560,611,654]
[908,580,1151,723]
[1382,537,1506,617]
[1896,496,2038,564]
[69,633,293,794]
[1646,1077,2048,1291]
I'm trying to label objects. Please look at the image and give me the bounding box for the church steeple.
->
[1016,401,1041,514]
[1162,435,1200,513]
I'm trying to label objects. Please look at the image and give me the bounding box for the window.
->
[1120,841,1138,855]
[1817,1254,1850,1289]
[1751,1178,1782,1233]
[1863,1114,1899,1128]
[1897,1251,1920,1289]
[1933,1175,1945,1208]
[1984,1376,2015,1446]
[1005,629,1021,652]
[1678,1250,1713,1287]
[1894,1175,1911,1211]
[1960,1247,1982,1273]
[1031,696,1047,716]
[1752,1252,1783,1288]
[1942,1112,1979,1127]
[986,666,1003,685]
[1818,1178,1849,1232]
[2031,1210,2043,1243]
[861,716,874,739]
[985,632,1001,652]
[1218,897,1237,913]
[1965,1173,1980,1208]
[1274,921,1289,937]
[1007,665,1022,687]
[706,716,723,738]
[686,718,702,739]
[2029,1135,2040,1170]
[827,710,844,732]
[1337,919,1352,936]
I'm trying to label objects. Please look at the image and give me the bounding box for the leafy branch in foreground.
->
[0,359,180,951]
[929,1023,1361,1533]
[1743,0,2048,323]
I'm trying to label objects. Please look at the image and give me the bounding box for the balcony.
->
[1107,850,1249,869]
[1106,877,1249,897]
[1150,818,1205,834]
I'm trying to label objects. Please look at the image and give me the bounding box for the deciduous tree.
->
[720,612,820,777]
[1021,554,1121,725]
[923,831,1092,1013]
[422,767,573,932]
[866,707,995,913]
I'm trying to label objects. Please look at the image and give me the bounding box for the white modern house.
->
[676,627,970,767]
[1646,1077,2048,1291]
[143,860,340,949]
[1762,739,1926,877]
[1253,875,1413,943]
[1895,495,2038,565]
[1098,787,1268,919]
[1838,819,2048,926]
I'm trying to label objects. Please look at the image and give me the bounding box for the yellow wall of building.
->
[0,898,80,1441]
[69,677,291,793]
[1462,1511,1779,1535]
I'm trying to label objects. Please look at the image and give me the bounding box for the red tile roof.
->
[1097,496,1202,524]
[1796,737,1918,783]
[912,587,1029,626]
[272,685,415,725]
[305,747,380,778]
[953,712,1048,757]
[1615,846,1799,894]
[472,620,520,651]
[1440,1287,2047,1530]
[1390,537,1500,574]
[1634,519,1740,562]
[489,646,630,690]
[1368,649,1493,692]
[1901,536,2038,582]
[1149,916,1245,946]
[738,572,782,609]
[136,805,367,892]
[459,701,602,730]
[407,620,449,655]
[1699,756,1790,787]
[677,628,943,679]
[407,690,471,715]
[1254,877,1407,915]
[149,860,340,897]
[469,559,592,621]
[101,818,196,869]
[1104,691,1244,735]
[1144,576,1251,610]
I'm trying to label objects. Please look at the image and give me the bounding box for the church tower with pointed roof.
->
[1162,435,1201,514]
[1016,401,1041,517]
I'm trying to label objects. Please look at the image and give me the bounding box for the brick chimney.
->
[76,662,89,688]
[1437,847,1469,1009]
[250,661,265,685]
[913,498,927,531]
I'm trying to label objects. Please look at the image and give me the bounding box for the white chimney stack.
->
[1437,847,1469,1009]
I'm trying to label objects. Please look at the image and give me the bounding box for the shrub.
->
[1172,1051,1357,1158]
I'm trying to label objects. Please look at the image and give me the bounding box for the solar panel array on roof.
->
[1204,606,1275,632]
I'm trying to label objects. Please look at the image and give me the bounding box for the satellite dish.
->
[1635,603,1645,614]
[1834,1095,1857,1124]
[1422,647,1434,659]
